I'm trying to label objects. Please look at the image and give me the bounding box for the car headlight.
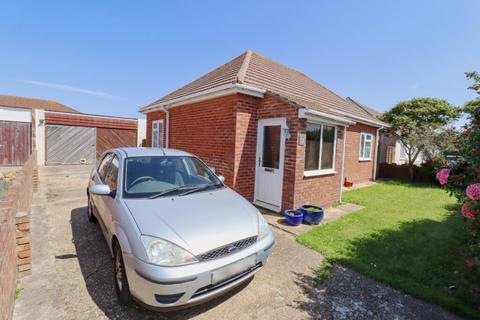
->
[257,211,271,240]
[140,235,198,267]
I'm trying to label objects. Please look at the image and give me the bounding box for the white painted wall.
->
[33,109,45,166]
[0,106,32,122]
[395,141,424,165]
[137,119,146,146]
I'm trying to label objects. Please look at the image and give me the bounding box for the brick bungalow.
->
[139,51,385,212]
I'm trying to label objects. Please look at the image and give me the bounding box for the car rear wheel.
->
[114,242,132,305]
[87,195,97,223]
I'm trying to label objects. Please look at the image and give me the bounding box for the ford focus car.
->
[87,147,274,310]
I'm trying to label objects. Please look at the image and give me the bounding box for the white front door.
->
[254,118,286,212]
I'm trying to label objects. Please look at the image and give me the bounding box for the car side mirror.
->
[218,175,225,183]
[89,184,114,197]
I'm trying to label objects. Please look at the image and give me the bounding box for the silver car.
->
[87,147,274,310]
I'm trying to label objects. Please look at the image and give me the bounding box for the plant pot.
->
[284,209,303,226]
[299,205,324,225]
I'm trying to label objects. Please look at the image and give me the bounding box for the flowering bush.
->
[436,168,450,185]
[438,72,480,270]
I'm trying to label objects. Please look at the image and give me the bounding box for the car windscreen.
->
[123,156,223,198]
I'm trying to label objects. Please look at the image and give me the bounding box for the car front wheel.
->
[114,242,132,305]
[87,195,97,223]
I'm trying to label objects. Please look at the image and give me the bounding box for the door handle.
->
[258,157,262,166]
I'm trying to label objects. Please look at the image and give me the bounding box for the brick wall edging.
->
[0,152,37,320]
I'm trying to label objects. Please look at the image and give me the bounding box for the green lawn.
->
[297,180,479,319]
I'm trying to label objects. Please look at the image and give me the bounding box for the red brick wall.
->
[343,123,378,184]
[146,96,238,186]
[233,94,345,209]
[233,95,259,200]
[144,93,347,210]
[293,124,345,209]
[0,152,36,320]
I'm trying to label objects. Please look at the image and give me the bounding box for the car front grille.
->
[191,262,262,299]
[198,236,257,262]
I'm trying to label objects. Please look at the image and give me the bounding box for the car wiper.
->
[178,183,219,196]
[148,186,193,199]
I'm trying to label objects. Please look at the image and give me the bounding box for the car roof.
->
[116,147,193,158]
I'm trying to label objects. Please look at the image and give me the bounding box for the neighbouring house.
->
[140,51,386,212]
[346,97,426,170]
[0,94,146,166]
[378,135,426,166]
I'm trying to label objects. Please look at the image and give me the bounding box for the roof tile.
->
[0,94,78,113]
[143,51,384,125]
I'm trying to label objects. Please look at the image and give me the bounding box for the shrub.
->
[439,72,480,271]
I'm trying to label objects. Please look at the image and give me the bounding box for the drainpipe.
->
[164,106,170,148]
[339,126,347,203]
[372,127,381,180]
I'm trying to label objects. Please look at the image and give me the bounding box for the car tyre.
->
[114,242,132,306]
[87,195,97,223]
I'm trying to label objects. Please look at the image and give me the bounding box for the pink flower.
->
[464,258,476,268]
[436,168,450,185]
[461,202,477,219]
[466,183,480,200]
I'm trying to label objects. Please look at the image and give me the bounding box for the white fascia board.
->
[0,106,32,122]
[298,108,355,126]
[327,108,387,128]
[140,83,266,113]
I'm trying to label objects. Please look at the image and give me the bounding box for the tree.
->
[422,126,460,164]
[380,98,459,180]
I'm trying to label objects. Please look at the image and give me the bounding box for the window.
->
[359,133,373,160]
[97,153,114,181]
[262,125,281,169]
[399,144,407,160]
[124,156,223,198]
[304,123,337,174]
[104,155,119,190]
[152,120,164,148]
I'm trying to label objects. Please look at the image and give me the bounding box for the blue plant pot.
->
[300,205,324,225]
[284,209,303,226]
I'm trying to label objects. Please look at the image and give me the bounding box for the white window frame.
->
[359,132,373,161]
[399,143,407,160]
[304,122,337,177]
[152,120,164,148]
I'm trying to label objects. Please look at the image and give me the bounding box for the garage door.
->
[96,128,137,159]
[46,125,96,165]
[0,120,31,166]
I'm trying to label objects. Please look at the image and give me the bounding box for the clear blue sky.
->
[1,1,479,119]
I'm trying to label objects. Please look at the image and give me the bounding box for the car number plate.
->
[211,255,256,285]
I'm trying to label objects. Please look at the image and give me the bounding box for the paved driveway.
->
[14,165,459,320]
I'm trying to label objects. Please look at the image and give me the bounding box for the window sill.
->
[304,170,336,177]
[359,158,371,162]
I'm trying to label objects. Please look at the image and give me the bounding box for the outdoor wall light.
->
[283,126,291,139]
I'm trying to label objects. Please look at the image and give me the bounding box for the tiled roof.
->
[346,97,382,118]
[0,94,79,113]
[143,50,385,126]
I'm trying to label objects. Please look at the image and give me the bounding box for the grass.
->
[297,180,479,319]
[14,284,22,301]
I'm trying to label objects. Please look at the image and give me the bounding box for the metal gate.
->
[0,120,31,166]
[46,125,96,165]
